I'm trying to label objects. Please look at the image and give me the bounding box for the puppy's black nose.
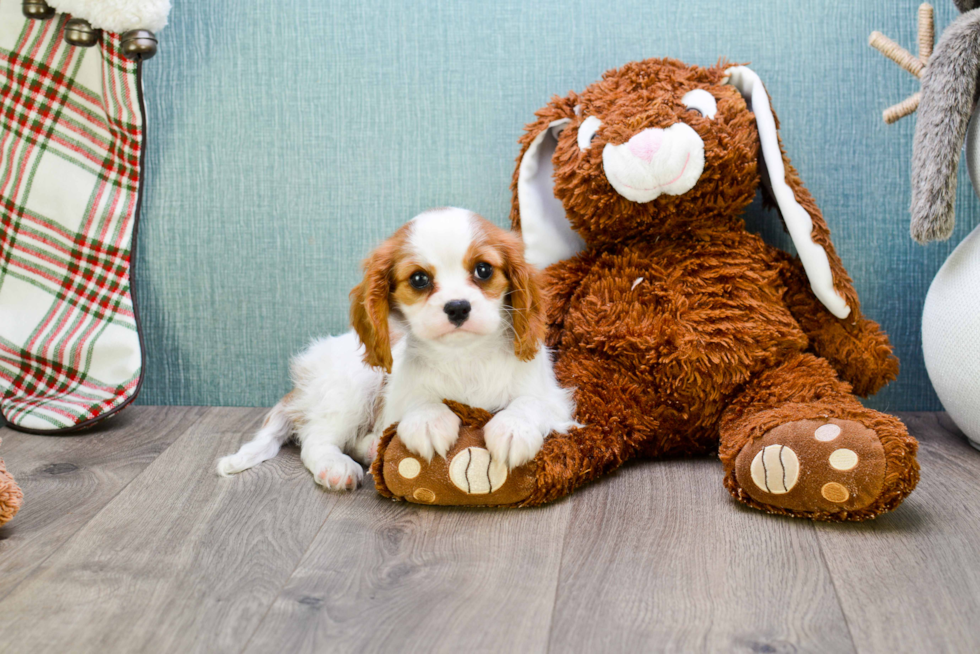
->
[444,300,471,327]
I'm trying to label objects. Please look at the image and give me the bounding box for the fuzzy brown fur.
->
[502,58,918,520]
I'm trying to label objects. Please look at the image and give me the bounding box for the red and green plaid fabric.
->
[0,2,144,433]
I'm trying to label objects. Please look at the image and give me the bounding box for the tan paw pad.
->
[448,447,507,495]
[814,424,841,442]
[749,445,799,494]
[821,482,850,503]
[828,448,858,471]
[398,457,421,479]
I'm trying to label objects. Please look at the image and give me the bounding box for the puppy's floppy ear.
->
[500,230,547,361]
[510,94,587,270]
[726,66,856,320]
[350,240,397,373]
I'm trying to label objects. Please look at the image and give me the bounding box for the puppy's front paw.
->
[351,435,380,466]
[307,452,363,491]
[397,404,461,462]
[485,412,545,469]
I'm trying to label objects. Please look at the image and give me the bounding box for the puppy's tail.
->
[216,396,295,476]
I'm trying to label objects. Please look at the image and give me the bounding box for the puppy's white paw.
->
[307,452,363,491]
[485,412,545,469]
[397,404,461,462]
[351,435,380,466]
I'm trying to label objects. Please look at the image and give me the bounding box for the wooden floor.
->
[1,408,979,653]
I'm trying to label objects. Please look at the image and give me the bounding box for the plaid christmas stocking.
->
[0,3,145,433]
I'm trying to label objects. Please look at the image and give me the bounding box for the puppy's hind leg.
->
[300,440,364,491]
[297,396,377,491]
[216,398,294,476]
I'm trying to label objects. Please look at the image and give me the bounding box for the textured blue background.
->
[136,0,978,410]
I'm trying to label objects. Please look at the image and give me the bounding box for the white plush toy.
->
[22,0,170,59]
[871,2,980,449]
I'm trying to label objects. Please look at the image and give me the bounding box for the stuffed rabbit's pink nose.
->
[627,128,664,162]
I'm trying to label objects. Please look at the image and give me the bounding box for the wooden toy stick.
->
[869,31,925,78]
[869,3,935,124]
[884,92,921,125]
[918,3,934,63]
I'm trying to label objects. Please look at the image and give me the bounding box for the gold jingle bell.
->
[22,0,56,19]
[120,30,158,60]
[64,18,102,47]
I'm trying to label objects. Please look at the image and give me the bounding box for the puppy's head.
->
[350,207,546,373]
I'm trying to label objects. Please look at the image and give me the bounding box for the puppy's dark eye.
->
[687,107,703,117]
[409,271,431,289]
[474,262,493,280]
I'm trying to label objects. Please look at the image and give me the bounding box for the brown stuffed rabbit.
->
[376,58,919,521]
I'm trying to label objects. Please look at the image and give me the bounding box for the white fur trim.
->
[517,118,587,269]
[726,66,851,319]
[48,0,171,33]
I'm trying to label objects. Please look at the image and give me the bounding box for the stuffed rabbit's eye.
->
[577,116,603,150]
[409,271,431,289]
[682,89,717,120]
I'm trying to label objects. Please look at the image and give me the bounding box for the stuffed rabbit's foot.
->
[720,353,918,521]
[733,419,889,515]
[373,401,537,506]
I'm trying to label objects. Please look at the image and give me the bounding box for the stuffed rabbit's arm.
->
[759,146,897,396]
[541,253,596,350]
[776,251,898,397]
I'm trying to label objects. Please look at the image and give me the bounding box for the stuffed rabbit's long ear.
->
[910,10,980,243]
[510,96,586,269]
[726,66,853,320]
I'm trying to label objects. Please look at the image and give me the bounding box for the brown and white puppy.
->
[217,207,577,490]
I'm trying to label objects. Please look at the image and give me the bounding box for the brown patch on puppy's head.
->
[351,210,548,371]
[350,225,412,373]
[469,216,547,361]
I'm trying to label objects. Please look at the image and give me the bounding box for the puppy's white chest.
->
[382,345,521,421]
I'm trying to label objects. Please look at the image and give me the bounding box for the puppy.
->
[216,207,578,489]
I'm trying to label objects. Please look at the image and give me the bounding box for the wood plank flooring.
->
[1,408,978,653]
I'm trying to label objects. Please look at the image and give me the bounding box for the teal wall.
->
[136,0,978,411]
